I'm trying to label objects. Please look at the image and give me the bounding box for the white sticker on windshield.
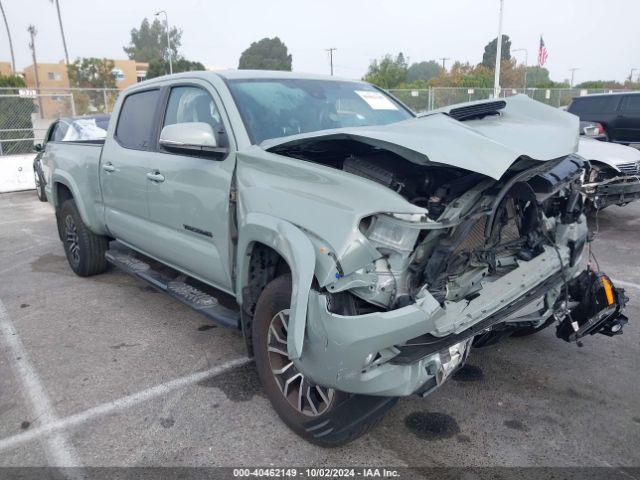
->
[355,90,398,110]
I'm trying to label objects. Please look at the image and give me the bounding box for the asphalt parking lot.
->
[1,190,639,471]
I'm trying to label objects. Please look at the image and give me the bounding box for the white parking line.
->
[612,279,640,290]
[0,354,251,454]
[0,299,82,467]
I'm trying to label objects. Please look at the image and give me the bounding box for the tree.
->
[525,66,551,87]
[363,53,408,89]
[575,80,624,90]
[123,18,181,63]
[0,0,16,72]
[406,60,442,83]
[67,58,117,114]
[238,37,292,71]
[147,58,205,79]
[481,34,511,69]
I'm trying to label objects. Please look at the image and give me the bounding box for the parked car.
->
[39,73,629,446]
[567,92,640,144]
[33,115,110,202]
[578,137,640,209]
[580,120,608,141]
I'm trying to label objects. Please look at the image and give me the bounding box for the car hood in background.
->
[577,137,640,171]
[261,95,579,180]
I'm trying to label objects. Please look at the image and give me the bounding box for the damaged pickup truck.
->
[40,71,629,446]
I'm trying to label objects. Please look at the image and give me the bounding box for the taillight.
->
[596,123,605,135]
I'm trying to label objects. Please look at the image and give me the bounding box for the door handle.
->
[146,171,165,183]
[102,163,115,173]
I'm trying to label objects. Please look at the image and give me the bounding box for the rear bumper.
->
[295,241,581,397]
[583,175,640,209]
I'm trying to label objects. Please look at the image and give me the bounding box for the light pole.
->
[512,48,528,91]
[155,10,172,75]
[326,48,336,76]
[569,67,579,88]
[493,0,504,98]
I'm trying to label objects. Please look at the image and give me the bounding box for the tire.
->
[34,169,47,202]
[510,316,555,337]
[252,274,397,447]
[58,199,109,277]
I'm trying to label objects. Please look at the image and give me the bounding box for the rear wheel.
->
[59,199,109,277]
[252,274,397,447]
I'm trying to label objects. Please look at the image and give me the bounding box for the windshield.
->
[226,78,413,144]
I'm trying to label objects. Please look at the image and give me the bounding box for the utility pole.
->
[28,25,43,118]
[439,57,450,70]
[512,48,528,91]
[0,0,15,73]
[493,0,504,98]
[326,48,337,76]
[569,67,579,88]
[155,10,172,74]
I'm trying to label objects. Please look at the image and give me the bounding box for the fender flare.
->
[51,170,108,236]
[236,212,316,360]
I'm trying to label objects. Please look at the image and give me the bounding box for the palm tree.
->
[0,0,16,72]
[49,0,69,64]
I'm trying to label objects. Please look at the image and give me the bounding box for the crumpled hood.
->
[261,94,579,180]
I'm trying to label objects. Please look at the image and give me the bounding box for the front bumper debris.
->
[583,175,640,209]
[296,243,580,397]
[556,271,629,342]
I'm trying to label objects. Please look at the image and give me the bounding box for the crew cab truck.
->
[40,71,629,446]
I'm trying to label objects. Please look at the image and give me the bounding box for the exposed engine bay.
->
[272,140,589,315]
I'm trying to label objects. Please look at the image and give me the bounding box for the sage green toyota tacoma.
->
[39,70,629,446]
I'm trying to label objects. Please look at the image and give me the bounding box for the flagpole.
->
[493,0,504,98]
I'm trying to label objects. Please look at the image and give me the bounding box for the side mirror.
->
[159,122,227,157]
[33,143,43,152]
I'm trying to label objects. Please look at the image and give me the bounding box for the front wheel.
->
[510,316,555,337]
[58,199,109,277]
[34,169,47,202]
[252,274,396,447]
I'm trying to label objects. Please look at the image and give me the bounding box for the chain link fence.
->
[0,85,634,155]
[0,87,118,155]
[388,87,631,114]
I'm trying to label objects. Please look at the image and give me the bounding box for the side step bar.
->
[105,245,240,329]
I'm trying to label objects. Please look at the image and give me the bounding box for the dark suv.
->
[567,92,640,144]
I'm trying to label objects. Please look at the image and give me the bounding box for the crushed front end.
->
[294,153,629,397]
[582,160,640,210]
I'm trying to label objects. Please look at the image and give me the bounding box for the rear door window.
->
[115,89,160,150]
[620,95,640,113]
[568,96,619,114]
[50,121,69,142]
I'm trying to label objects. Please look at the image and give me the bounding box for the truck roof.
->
[140,69,361,85]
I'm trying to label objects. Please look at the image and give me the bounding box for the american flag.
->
[538,36,548,67]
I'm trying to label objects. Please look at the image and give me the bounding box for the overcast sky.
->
[2,0,639,84]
